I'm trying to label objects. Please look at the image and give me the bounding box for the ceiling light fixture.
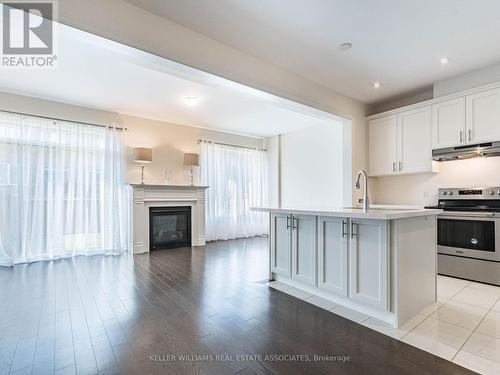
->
[182,96,199,106]
[338,42,352,51]
[372,82,381,89]
[440,57,450,65]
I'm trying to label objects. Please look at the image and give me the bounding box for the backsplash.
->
[371,156,500,206]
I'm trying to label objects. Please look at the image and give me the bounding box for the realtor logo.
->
[1,1,57,68]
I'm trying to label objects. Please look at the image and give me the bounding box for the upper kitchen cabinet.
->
[368,82,500,175]
[368,115,398,176]
[432,97,466,149]
[398,106,433,174]
[466,87,500,144]
[369,106,434,177]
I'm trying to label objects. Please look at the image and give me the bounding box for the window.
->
[0,111,129,265]
[200,141,268,241]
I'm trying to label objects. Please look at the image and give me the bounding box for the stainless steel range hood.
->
[432,141,500,161]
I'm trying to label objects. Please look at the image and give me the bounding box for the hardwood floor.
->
[0,237,473,375]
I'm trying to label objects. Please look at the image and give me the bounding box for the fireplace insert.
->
[149,206,191,250]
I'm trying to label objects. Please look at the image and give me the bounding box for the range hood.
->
[433,141,500,161]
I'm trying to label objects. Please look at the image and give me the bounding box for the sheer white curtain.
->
[201,141,268,241]
[0,111,130,266]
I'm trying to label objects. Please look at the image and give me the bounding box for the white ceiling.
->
[126,0,500,103]
[0,24,339,138]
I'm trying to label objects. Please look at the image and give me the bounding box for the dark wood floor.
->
[0,237,474,375]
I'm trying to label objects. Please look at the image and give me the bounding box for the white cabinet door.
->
[368,115,398,176]
[271,213,291,277]
[291,215,317,286]
[466,88,500,144]
[349,219,389,310]
[317,216,348,297]
[432,98,466,148]
[397,105,433,174]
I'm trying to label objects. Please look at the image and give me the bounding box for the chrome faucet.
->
[355,170,369,213]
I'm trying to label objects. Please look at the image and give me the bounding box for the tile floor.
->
[268,275,500,375]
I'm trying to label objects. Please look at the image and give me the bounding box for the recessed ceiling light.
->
[182,96,199,106]
[338,42,352,51]
[372,82,381,89]
[440,57,450,65]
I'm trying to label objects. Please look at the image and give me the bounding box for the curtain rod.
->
[0,109,128,131]
[198,139,266,151]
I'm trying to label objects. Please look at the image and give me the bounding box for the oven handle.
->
[439,212,497,218]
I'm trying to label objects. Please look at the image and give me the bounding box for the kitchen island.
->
[252,206,442,328]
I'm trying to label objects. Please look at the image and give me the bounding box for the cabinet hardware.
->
[351,221,357,238]
[286,215,291,230]
[341,220,347,238]
[392,162,396,172]
[468,129,472,141]
[399,161,403,171]
[460,130,463,143]
[292,216,298,230]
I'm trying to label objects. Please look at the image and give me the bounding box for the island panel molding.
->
[131,184,209,253]
[255,206,440,328]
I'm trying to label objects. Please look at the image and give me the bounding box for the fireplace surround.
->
[131,184,208,253]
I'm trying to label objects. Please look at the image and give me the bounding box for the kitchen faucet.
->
[355,170,369,213]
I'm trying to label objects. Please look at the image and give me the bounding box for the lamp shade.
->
[133,147,152,164]
[183,153,199,167]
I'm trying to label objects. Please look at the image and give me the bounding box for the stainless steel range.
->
[426,187,500,285]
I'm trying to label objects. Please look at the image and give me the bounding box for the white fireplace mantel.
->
[130,184,209,254]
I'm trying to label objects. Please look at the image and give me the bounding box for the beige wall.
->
[58,0,368,204]
[121,115,263,185]
[0,91,263,185]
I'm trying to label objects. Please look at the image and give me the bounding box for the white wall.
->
[265,135,280,208]
[0,91,263,185]
[279,122,345,209]
[372,157,500,206]
[58,0,368,204]
[434,62,500,97]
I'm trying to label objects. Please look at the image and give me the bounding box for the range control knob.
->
[442,191,448,195]
[497,190,500,195]
[491,190,496,195]
[449,191,454,196]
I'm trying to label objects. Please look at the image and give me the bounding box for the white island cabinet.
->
[317,216,348,297]
[349,219,388,310]
[271,214,317,285]
[258,206,441,328]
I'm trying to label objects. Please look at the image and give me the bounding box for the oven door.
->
[437,212,500,262]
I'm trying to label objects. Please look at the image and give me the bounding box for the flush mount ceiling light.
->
[372,82,381,89]
[440,57,450,65]
[337,42,352,51]
[182,96,199,106]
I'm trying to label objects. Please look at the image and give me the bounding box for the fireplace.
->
[149,206,191,250]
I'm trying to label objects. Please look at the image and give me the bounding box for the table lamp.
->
[133,147,152,184]
[183,153,199,186]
